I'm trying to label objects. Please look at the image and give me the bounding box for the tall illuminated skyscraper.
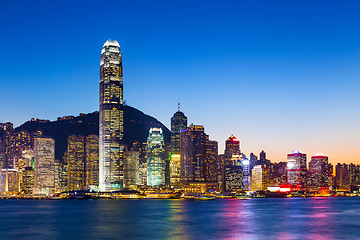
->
[180,124,207,182]
[147,128,165,186]
[170,104,187,185]
[309,154,330,187]
[171,104,187,155]
[34,137,55,195]
[99,39,124,191]
[287,150,307,189]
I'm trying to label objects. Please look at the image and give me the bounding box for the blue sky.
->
[1,1,360,163]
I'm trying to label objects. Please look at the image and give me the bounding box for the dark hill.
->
[16,106,170,160]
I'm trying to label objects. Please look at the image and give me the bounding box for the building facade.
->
[180,125,207,182]
[287,151,307,189]
[147,128,165,186]
[124,151,140,189]
[251,165,270,191]
[309,154,330,187]
[34,137,55,195]
[99,39,124,191]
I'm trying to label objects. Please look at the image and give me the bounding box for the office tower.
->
[224,154,243,191]
[222,135,243,191]
[224,135,241,158]
[348,164,360,186]
[34,137,55,194]
[67,135,99,191]
[249,153,258,170]
[58,162,68,192]
[170,154,181,185]
[242,158,251,191]
[86,135,99,190]
[147,128,165,186]
[171,105,187,155]
[270,162,287,184]
[0,169,20,193]
[251,165,269,191]
[99,39,124,191]
[54,159,61,192]
[204,139,218,182]
[12,130,31,170]
[309,154,330,187]
[67,136,86,191]
[180,124,207,182]
[287,151,307,189]
[335,163,349,187]
[0,122,14,168]
[124,151,140,189]
[130,142,147,185]
[258,150,266,165]
[22,167,34,194]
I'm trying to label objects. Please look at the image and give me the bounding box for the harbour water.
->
[1,197,360,239]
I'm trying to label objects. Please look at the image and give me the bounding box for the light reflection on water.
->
[0,198,359,239]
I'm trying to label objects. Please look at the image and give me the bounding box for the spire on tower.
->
[178,99,180,111]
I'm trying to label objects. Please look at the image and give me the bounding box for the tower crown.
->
[103,39,120,48]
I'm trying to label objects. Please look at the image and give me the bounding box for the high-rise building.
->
[171,106,187,155]
[251,165,269,191]
[0,169,20,193]
[124,151,140,189]
[67,135,99,191]
[147,128,165,186]
[22,167,34,194]
[0,122,14,169]
[99,39,124,191]
[34,137,55,195]
[204,139,218,182]
[309,154,330,187]
[223,135,243,192]
[180,125,207,182]
[67,136,86,191]
[348,164,360,186]
[258,150,266,165]
[224,135,241,158]
[224,154,243,192]
[287,151,307,189]
[249,153,258,170]
[86,135,99,191]
[242,158,251,191]
[335,163,349,187]
[170,154,181,185]
[130,142,147,186]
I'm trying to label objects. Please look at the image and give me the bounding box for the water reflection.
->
[0,198,360,239]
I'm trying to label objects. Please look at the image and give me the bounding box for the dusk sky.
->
[1,1,359,164]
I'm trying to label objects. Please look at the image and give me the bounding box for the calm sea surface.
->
[0,197,360,239]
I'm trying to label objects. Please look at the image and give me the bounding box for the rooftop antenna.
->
[178,98,180,111]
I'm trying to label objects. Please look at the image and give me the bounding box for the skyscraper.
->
[309,154,330,187]
[223,135,243,192]
[67,135,99,191]
[67,136,86,191]
[224,135,241,158]
[170,105,187,155]
[204,139,218,182]
[287,151,307,189]
[99,39,124,191]
[124,151,140,189]
[147,128,165,186]
[86,135,99,191]
[251,165,270,191]
[170,105,187,186]
[34,137,55,195]
[180,124,207,182]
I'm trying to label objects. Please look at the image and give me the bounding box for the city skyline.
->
[1,1,360,165]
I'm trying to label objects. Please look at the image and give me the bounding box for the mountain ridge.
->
[15,105,171,160]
